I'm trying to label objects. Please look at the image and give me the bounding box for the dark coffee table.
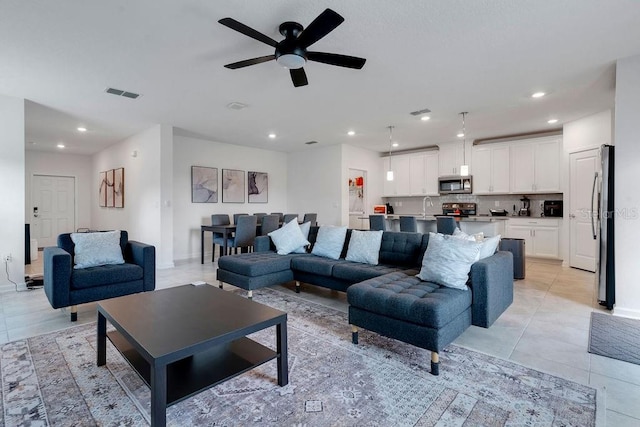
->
[96,284,288,427]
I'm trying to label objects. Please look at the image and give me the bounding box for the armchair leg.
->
[247,290,253,299]
[351,325,358,344]
[70,305,78,322]
[218,281,224,289]
[295,281,301,293]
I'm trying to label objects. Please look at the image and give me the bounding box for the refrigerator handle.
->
[591,171,598,239]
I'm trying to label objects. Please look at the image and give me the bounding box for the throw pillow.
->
[311,225,348,260]
[453,228,484,242]
[70,230,125,269]
[416,232,482,290]
[479,234,501,259]
[345,230,384,265]
[293,221,312,253]
[268,219,310,255]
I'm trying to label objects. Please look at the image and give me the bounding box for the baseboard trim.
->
[612,306,640,320]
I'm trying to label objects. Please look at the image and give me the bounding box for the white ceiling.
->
[2,0,639,155]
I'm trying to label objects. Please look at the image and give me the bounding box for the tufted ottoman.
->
[347,271,473,375]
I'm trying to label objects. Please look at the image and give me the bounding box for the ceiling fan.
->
[218,8,366,87]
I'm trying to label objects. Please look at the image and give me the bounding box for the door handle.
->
[591,172,598,239]
[569,213,576,219]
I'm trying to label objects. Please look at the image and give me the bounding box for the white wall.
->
[172,134,288,261]
[0,95,25,289]
[25,151,93,230]
[288,144,343,226]
[613,54,640,319]
[561,110,613,263]
[92,125,170,266]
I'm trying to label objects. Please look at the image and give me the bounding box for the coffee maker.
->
[518,196,531,216]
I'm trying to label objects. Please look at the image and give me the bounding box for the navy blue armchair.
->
[44,230,155,321]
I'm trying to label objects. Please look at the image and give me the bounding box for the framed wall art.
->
[114,167,125,208]
[106,169,115,207]
[222,169,245,203]
[191,166,218,203]
[248,171,268,203]
[99,171,107,207]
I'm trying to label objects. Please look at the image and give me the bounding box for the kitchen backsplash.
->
[383,193,563,218]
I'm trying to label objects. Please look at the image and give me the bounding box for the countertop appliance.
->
[490,209,508,216]
[593,144,615,310]
[543,200,563,217]
[442,202,477,217]
[438,176,472,194]
[518,196,531,216]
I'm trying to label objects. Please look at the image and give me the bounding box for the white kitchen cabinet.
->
[382,154,411,196]
[409,151,439,196]
[471,144,510,194]
[506,218,560,258]
[510,137,561,193]
[438,144,465,176]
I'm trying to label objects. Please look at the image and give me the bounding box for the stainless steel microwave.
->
[438,176,472,194]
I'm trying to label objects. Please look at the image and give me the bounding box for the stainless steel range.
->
[442,202,477,217]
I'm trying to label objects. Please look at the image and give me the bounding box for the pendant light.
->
[386,125,395,181]
[459,112,469,176]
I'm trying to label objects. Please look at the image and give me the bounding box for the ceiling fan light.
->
[276,54,306,69]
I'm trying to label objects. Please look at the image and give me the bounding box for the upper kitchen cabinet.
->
[510,137,561,193]
[409,151,439,196]
[382,154,411,196]
[438,144,465,176]
[471,144,510,194]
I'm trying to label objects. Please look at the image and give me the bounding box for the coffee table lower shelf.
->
[107,330,278,406]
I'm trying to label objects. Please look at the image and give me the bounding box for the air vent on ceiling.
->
[105,87,141,99]
[409,108,431,116]
[226,102,248,110]
[305,141,318,145]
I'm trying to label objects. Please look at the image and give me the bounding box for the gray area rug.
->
[1,287,597,426]
[589,311,640,365]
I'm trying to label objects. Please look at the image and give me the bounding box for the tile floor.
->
[3,253,640,426]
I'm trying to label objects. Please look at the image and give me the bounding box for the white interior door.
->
[569,149,598,271]
[31,175,76,248]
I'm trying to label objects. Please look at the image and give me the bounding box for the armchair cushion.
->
[70,230,125,269]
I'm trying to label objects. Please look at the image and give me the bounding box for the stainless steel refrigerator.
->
[592,144,615,310]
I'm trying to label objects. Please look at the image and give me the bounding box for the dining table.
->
[200,224,236,264]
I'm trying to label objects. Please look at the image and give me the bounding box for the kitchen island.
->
[362,214,508,236]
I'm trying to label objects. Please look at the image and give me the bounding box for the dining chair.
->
[283,214,298,224]
[369,214,387,231]
[233,213,248,224]
[226,215,258,254]
[436,216,458,235]
[399,216,418,232]
[210,214,231,262]
[302,213,317,226]
[271,212,284,223]
[260,214,280,236]
[254,213,267,223]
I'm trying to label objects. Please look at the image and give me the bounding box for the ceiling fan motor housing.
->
[276,22,307,69]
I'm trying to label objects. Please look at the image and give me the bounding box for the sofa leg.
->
[247,290,253,300]
[430,352,440,376]
[295,281,301,293]
[218,281,223,289]
[351,325,358,344]
[70,305,78,322]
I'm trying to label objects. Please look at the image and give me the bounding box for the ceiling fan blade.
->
[224,55,276,69]
[307,52,366,69]
[218,17,278,47]
[297,9,344,48]
[290,68,308,87]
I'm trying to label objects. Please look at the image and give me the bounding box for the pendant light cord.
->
[460,112,467,165]
[388,125,394,168]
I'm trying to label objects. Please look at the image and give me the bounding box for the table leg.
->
[150,361,167,427]
[276,320,288,386]
[200,228,205,264]
[97,312,106,366]
[223,229,229,257]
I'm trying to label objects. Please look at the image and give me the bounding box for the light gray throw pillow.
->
[70,230,125,269]
[268,219,310,255]
[345,230,383,265]
[417,232,482,290]
[311,225,348,260]
[293,221,312,253]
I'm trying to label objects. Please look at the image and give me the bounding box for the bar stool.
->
[399,216,418,232]
[436,216,458,235]
[369,214,387,231]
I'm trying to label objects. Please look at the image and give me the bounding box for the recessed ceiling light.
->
[547,119,558,124]
[268,133,276,139]
[77,127,87,132]
[531,92,546,98]
[347,130,355,136]
[420,116,431,121]
[57,143,65,149]
[457,133,465,138]
[392,142,399,148]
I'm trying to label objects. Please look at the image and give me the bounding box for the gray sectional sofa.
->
[216,227,514,374]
